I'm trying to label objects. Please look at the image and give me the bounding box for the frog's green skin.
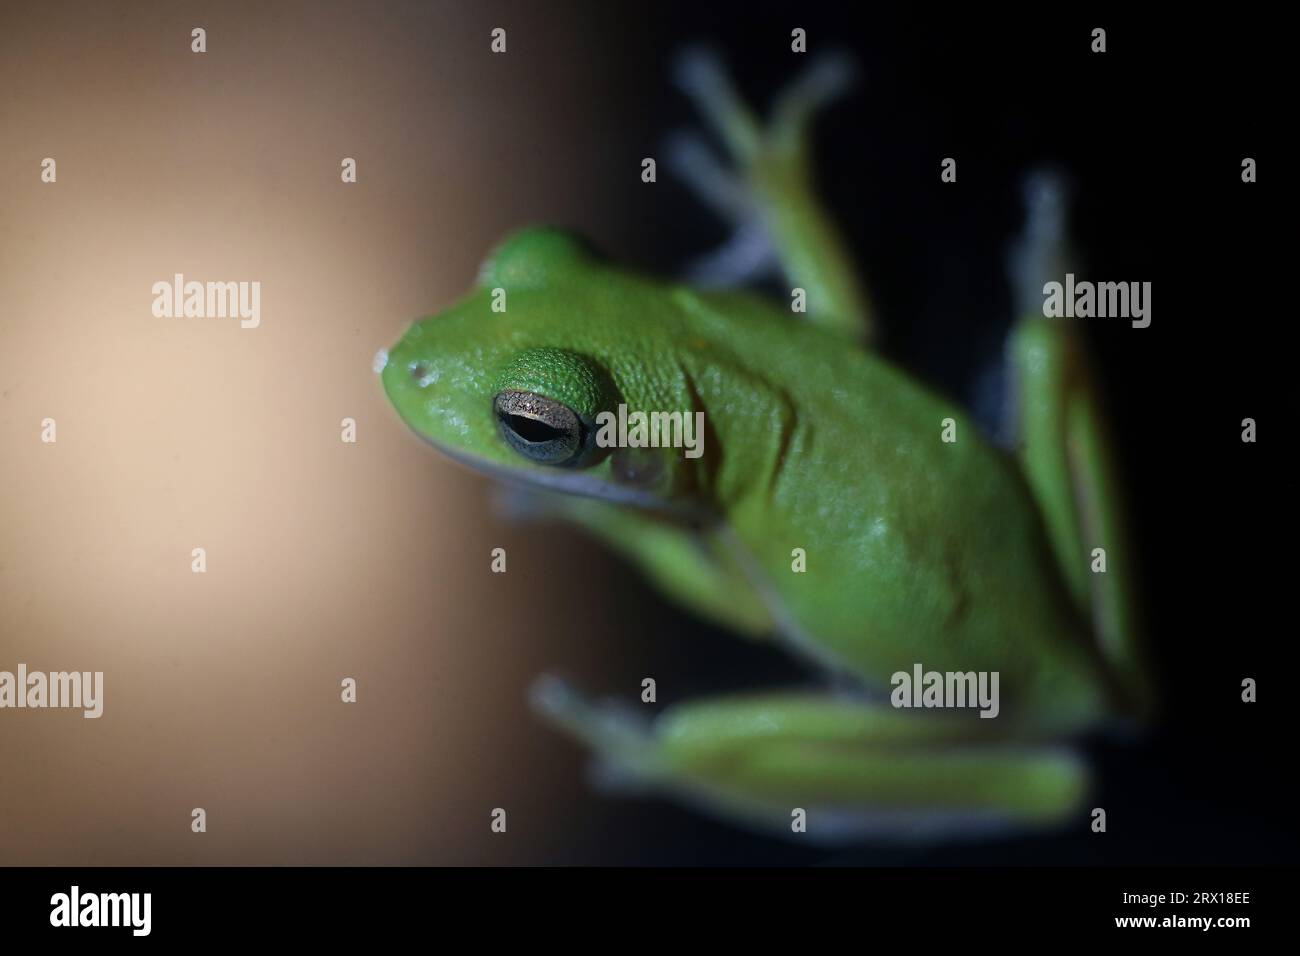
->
[380,51,1149,841]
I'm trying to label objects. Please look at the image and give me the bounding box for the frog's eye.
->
[493,389,587,466]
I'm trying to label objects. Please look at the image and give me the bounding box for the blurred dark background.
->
[1,1,1288,866]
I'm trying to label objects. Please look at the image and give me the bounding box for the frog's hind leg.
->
[531,678,1089,843]
[670,47,874,344]
[1005,170,1151,719]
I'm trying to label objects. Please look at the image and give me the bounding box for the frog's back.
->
[669,287,1108,728]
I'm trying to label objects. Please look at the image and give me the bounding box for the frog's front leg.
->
[496,486,774,638]
[532,678,1087,842]
[671,48,874,343]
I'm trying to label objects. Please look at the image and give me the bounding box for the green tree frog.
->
[379,50,1150,840]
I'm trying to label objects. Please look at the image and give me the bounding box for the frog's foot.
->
[531,677,1090,844]
[671,45,857,167]
[530,674,663,788]
[680,220,779,288]
[669,46,873,341]
[664,129,755,224]
[664,130,780,287]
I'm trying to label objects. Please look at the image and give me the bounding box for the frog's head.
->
[379,228,708,514]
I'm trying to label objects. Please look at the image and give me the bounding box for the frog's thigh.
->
[657,694,1087,839]
[535,681,1087,841]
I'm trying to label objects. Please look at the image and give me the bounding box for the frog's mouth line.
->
[410,429,712,523]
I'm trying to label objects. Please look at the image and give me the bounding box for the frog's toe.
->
[682,223,780,289]
[663,129,752,222]
[530,675,656,760]
[669,45,762,163]
[670,45,725,99]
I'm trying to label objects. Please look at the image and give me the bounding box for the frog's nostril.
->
[409,361,438,388]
